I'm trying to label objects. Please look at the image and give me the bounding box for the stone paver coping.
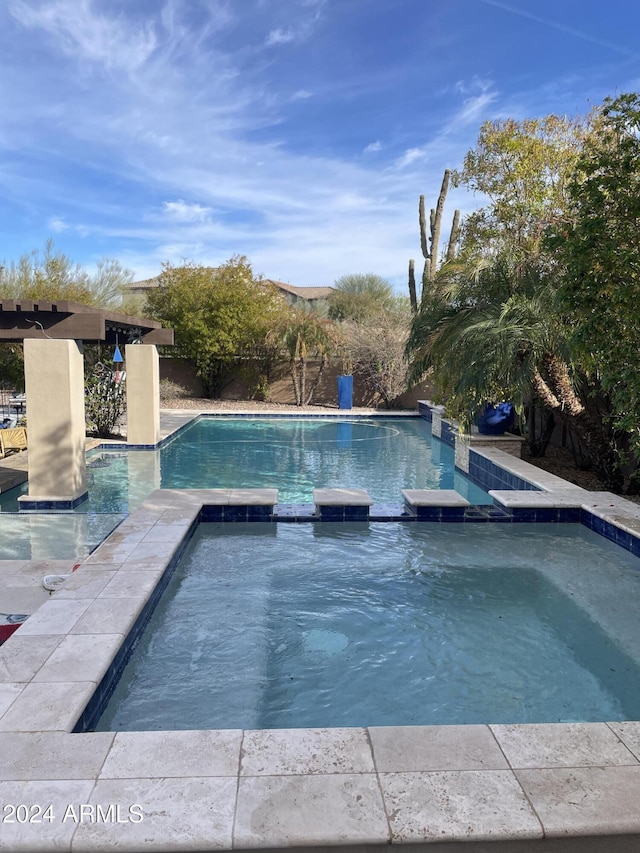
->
[402,489,470,507]
[490,489,586,509]
[313,487,374,506]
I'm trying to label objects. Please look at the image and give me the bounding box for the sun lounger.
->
[0,427,27,458]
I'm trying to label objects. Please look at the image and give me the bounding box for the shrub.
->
[159,378,191,402]
[85,362,126,438]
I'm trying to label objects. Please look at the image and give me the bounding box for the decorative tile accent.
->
[431,411,443,438]
[4,480,640,851]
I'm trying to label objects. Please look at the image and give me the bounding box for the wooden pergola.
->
[0,299,173,345]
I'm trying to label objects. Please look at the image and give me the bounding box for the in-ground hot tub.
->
[95,519,640,732]
[5,488,640,851]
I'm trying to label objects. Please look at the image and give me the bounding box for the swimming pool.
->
[0,416,491,558]
[97,520,640,731]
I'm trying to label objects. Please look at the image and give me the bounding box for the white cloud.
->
[453,76,493,97]
[455,92,498,127]
[266,27,296,46]
[9,0,158,72]
[394,147,428,169]
[162,201,212,223]
[292,89,313,100]
[47,216,68,233]
[0,0,502,289]
[265,0,326,48]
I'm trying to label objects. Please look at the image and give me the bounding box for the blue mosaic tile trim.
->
[317,505,371,521]
[467,449,541,493]
[73,519,198,733]
[510,507,582,523]
[72,503,640,733]
[439,422,457,447]
[582,511,640,558]
[97,441,163,450]
[410,506,466,521]
[199,504,275,522]
[418,402,432,421]
[18,492,89,511]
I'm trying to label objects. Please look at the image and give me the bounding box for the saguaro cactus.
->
[446,209,461,263]
[408,259,417,314]
[409,169,460,312]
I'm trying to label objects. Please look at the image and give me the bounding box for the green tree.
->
[408,108,635,486]
[0,345,25,392]
[549,93,640,463]
[328,273,396,322]
[407,251,623,489]
[146,256,284,398]
[453,115,588,259]
[0,240,133,307]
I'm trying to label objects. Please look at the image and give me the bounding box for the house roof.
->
[264,280,334,300]
[128,277,161,292]
[129,277,334,301]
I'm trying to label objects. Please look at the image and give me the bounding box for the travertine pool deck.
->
[3,409,640,849]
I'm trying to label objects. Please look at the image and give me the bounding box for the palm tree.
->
[280,311,336,406]
[407,253,623,490]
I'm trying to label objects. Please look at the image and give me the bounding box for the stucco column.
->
[125,344,160,446]
[18,339,88,509]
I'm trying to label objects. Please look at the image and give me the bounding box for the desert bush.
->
[159,378,191,402]
[85,362,126,438]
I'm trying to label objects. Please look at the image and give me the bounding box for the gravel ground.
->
[160,397,393,414]
[521,443,606,492]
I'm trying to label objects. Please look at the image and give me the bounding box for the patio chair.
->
[0,427,27,458]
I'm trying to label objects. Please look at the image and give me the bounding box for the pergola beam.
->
[0,300,174,345]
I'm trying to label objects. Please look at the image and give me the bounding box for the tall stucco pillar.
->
[18,339,88,509]
[125,344,160,446]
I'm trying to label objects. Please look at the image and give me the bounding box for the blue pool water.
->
[97,521,640,731]
[157,417,490,504]
[0,416,489,559]
[0,416,489,516]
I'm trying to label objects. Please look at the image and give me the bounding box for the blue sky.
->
[1,0,639,290]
